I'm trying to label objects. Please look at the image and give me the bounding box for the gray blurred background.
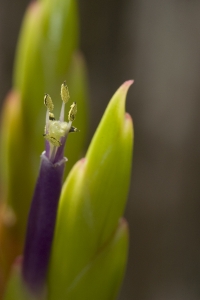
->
[1,0,200,299]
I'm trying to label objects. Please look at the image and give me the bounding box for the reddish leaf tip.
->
[123,80,134,88]
[125,112,132,121]
[119,80,134,100]
[13,256,23,269]
[119,217,128,229]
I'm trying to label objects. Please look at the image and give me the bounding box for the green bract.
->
[48,81,134,300]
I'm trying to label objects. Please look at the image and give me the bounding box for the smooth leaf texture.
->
[51,219,128,300]
[48,81,133,299]
[14,0,78,100]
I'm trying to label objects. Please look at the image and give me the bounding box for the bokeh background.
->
[1,0,200,299]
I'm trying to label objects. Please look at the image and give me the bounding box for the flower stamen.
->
[44,93,54,111]
[61,81,70,104]
[49,112,55,121]
[43,82,78,162]
[60,81,70,122]
[68,102,77,122]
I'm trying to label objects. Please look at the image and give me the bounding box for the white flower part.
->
[47,120,70,142]
[44,135,61,147]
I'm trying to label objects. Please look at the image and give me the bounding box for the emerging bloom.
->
[22,82,78,296]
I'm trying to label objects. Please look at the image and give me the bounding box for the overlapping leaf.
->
[48,81,133,300]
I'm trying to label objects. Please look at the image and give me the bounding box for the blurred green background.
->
[0,1,200,300]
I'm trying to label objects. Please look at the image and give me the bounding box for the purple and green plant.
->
[0,0,134,299]
[3,80,133,300]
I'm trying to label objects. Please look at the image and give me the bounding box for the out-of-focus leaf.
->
[48,81,133,299]
[0,92,33,294]
[63,51,89,173]
[0,92,34,239]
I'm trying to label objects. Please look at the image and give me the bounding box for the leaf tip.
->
[125,112,132,122]
[119,217,129,231]
[121,79,134,93]
[12,255,23,271]
[117,80,134,108]
[123,79,134,88]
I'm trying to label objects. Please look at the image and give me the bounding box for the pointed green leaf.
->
[48,81,133,299]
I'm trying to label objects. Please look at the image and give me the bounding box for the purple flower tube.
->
[22,83,78,295]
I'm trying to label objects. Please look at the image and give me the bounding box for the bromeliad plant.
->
[3,80,133,300]
[0,0,134,299]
